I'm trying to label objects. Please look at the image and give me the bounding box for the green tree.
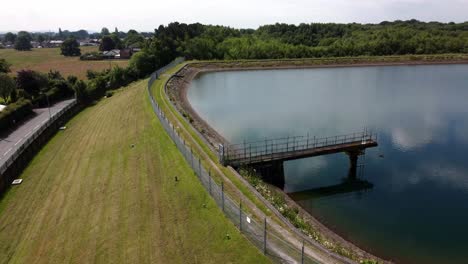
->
[129,51,157,77]
[0,59,11,73]
[73,80,88,103]
[4,32,16,43]
[15,34,32,51]
[16,70,48,97]
[110,33,123,49]
[183,37,217,59]
[124,30,144,47]
[37,34,45,43]
[61,37,81,56]
[99,35,115,51]
[101,27,110,36]
[0,73,15,103]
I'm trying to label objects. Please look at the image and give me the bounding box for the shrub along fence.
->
[148,59,351,264]
[0,100,79,194]
[0,99,33,131]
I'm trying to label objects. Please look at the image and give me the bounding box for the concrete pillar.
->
[346,151,359,180]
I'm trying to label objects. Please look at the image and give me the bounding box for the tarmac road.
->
[0,99,75,169]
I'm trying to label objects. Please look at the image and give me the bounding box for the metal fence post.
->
[243,139,246,158]
[301,240,305,264]
[208,169,212,195]
[198,158,201,176]
[221,182,225,213]
[263,218,267,255]
[239,200,242,232]
[191,148,194,168]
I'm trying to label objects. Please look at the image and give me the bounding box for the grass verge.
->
[0,79,268,264]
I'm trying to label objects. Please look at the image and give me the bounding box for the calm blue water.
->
[188,65,468,264]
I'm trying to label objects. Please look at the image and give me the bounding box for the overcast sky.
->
[2,0,468,32]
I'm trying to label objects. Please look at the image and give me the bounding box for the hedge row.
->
[0,99,33,131]
[80,52,105,61]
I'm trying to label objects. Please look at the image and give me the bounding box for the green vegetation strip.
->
[0,80,268,264]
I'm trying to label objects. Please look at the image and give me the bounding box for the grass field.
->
[0,46,129,79]
[0,79,268,263]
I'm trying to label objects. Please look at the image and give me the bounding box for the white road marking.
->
[4,148,12,156]
[34,125,40,130]
[14,139,22,146]
[42,120,47,124]
[25,132,31,137]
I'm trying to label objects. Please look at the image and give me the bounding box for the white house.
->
[102,49,121,59]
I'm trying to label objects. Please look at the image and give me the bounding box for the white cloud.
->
[1,0,467,32]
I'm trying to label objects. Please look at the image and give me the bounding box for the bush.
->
[0,58,11,73]
[61,37,81,57]
[108,66,137,89]
[73,80,88,103]
[129,51,157,78]
[105,91,114,97]
[86,75,109,100]
[16,70,47,98]
[67,75,78,86]
[80,52,104,61]
[0,98,33,130]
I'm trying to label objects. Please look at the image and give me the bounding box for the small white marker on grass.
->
[12,179,23,185]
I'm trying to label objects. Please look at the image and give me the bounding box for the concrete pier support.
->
[346,150,360,180]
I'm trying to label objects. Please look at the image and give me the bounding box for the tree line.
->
[134,20,468,63]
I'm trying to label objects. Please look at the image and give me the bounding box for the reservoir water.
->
[187,64,468,264]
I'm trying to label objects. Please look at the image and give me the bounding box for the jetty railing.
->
[222,130,377,166]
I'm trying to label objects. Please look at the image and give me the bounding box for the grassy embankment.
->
[152,64,274,218]
[0,46,128,79]
[0,79,268,263]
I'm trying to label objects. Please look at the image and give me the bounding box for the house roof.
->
[102,49,120,56]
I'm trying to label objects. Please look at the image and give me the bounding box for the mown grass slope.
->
[0,80,268,264]
[0,47,128,79]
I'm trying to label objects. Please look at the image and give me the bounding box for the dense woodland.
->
[147,20,468,61]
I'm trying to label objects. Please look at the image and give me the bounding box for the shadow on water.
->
[288,178,374,201]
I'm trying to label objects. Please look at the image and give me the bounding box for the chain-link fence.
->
[0,100,77,176]
[148,59,355,264]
